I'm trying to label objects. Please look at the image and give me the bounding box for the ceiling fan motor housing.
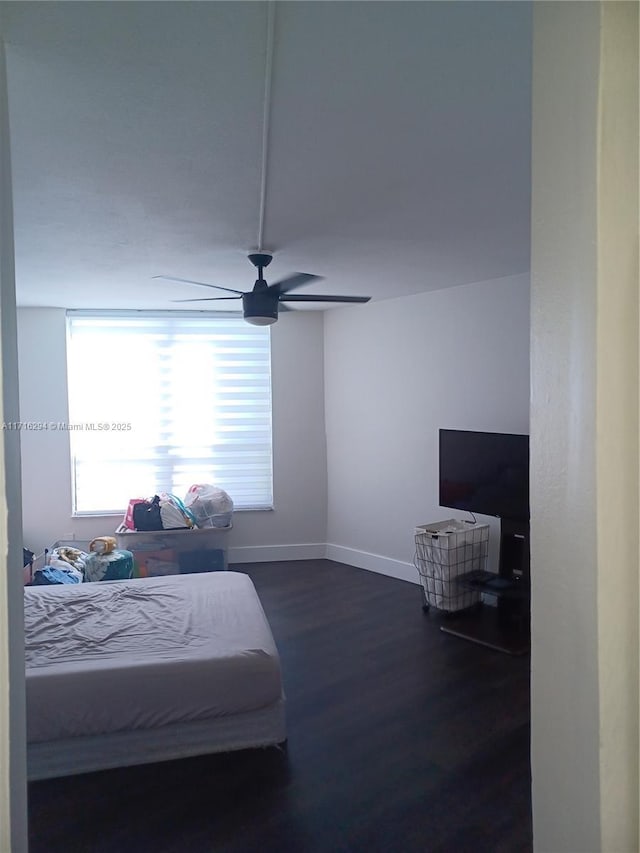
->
[242,289,278,325]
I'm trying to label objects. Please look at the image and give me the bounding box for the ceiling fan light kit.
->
[244,310,277,327]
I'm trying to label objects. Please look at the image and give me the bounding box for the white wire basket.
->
[414,519,489,612]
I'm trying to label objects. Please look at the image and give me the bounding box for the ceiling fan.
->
[154,253,371,326]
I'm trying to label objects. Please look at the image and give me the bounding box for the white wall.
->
[595,4,639,846]
[17,307,328,560]
[0,34,28,853]
[324,274,530,582]
[18,276,531,577]
[530,5,601,846]
[530,2,639,851]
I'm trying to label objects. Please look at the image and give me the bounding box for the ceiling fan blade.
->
[279,294,371,303]
[269,273,323,295]
[153,275,244,296]
[171,296,242,303]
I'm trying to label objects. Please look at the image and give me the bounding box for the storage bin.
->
[115,526,231,578]
[414,519,489,612]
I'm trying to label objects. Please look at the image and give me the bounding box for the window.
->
[66,311,273,515]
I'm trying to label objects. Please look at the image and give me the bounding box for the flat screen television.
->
[439,429,529,521]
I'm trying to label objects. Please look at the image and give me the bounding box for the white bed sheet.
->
[28,699,286,780]
[25,571,283,743]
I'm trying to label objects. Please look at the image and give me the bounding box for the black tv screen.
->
[439,429,530,521]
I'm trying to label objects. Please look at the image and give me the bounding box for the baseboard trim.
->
[229,543,327,564]
[229,542,420,585]
[325,544,419,585]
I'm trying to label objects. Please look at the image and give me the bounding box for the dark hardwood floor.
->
[28,560,532,853]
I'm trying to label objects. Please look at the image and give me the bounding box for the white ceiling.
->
[3,1,532,311]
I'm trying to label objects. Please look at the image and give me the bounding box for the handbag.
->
[132,495,163,531]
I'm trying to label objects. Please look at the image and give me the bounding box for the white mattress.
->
[25,571,283,743]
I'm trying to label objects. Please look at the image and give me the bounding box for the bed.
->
[25,571,286,780]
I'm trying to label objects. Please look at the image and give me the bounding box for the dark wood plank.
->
[28,560,532,853]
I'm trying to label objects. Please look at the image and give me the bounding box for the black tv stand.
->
[440,518,530,655]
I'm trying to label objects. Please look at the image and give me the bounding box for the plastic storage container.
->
[414,519,489,612]
[115,526,231,578]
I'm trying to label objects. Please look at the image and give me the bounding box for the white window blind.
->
[66,311,273,515]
